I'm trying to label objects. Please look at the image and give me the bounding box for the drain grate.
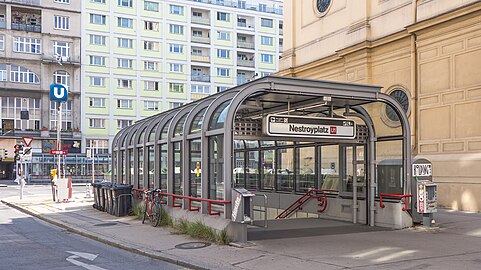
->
[175,242,211,250]
[93,222,118,227]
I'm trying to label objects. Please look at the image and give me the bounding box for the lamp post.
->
[50,83,68,201]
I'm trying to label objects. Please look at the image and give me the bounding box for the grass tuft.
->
[131,202,144,220]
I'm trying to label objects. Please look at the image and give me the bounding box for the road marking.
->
[66,251,105,270]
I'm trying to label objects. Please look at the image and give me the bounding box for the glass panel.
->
[138,148,144,189]
[174,114,187,137]
[234,140,244,149]
[376,140,403,195]
[148,146,155,188]
[244,140,258,148]
[161,119,172,140]
[296,147,316,192]
[209,100,230,130]
[129,149,134,185]
[148,123,158,143]
[260,141,275,147]
[160,144,168,191]
[189,139,202,197]
[342,146,365,195]
[261,149,275,190]
[277,141,293,146]
[209,135,224,199]
[277,148,294,191]
[361,102,403,138]
[121,151,126,184]
[138,126,147,144]
[173,142,182,194]
[320,145,339,192]
[190,108,206,134]
[234,151,245,187]
[246,150,259,190]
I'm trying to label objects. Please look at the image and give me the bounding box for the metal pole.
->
[57,102,62,183]
[352,146,357,224]
[92,150,95,184]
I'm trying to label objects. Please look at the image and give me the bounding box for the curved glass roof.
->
[209,100,230,130]
[190,108,207,134]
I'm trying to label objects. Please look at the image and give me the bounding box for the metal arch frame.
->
[112,127,127,183]
[166,104,196,198]
[201,90,240,216]
[123,124,142,187]
[153,110,179,189]
[133,118,156,189]
[180,97,217,210]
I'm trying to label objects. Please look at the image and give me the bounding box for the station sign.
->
[50,83,68,102]
[50,150,68,155]
[263,114,356,139]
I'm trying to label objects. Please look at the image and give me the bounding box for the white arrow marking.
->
[66,251,105,270]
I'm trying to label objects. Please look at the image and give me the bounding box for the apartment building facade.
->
[82,0,284,153]
[0,0,81,180]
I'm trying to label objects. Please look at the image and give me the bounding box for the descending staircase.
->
[275,189,328,219]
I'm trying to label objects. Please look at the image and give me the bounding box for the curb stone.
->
[1,200,211,270]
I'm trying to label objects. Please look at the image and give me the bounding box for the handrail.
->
[379,193,413,211]
[131,188,231,216]
[276,189,328,219]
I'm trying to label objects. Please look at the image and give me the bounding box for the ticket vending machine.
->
[232,188,255,224]
[412,158,438,226]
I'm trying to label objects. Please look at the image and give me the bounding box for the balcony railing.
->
[191,55,210,63]
[0,0,41,6]
[237,41,255,50]
[191,16,210,25]
[237,59,255,67]
[237,78,249,85]
[237,22,255,30]
[192,36,210,44]
[192,75,210,82]
[187,0,283,15]
[12,23,41,33]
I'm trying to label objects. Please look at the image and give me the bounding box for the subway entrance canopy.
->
[112,76,413,242]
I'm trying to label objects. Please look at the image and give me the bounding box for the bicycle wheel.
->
[141,200,148,224]
[150,203,162,227]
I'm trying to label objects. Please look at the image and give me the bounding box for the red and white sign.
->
[50,150,68,155]
[22,136,34,147]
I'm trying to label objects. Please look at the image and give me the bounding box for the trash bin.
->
[107,184,114,214]
[111,184,133,217]
[100,182,112,212]
[93,183,101,210]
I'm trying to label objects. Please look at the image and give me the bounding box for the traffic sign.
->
[50,83,68,102]
[22,136,34,147]
[50,150,68,155]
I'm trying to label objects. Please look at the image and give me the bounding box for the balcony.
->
[191,16,210,25]
[2,0,41,5]
[191,55,210,63]
[237,77,249,85]
[192,36,210,44]
[237,22,255,30]
[237,59,255,68]
[237,41,255,50]
[11,22,41,32]
[192,75,210,82]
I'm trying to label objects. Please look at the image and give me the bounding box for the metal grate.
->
[234,118,262,136]
[355,125,369,143]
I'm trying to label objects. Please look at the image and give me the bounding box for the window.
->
[89,55,106,66]
[91,0,106,3]
[90,76,105,87]
[192,12,202,18]
[10,65,40,83]
[170,63,183,73]
[217,86,228,92]
[217,12,230,21]
[217,68,230,77]
[192,48,202,55]
[261,18,273,28]
[90,34,106,45]
[0,35,4,51]
[2,97,41,130]
[118,38,133,48]
[170,5,184,15]
[117,99,132,109]
[261,36,273,46]
[169,83,184,93]
[0,64,7,81]
[89,97,105,107]
[55,0,70,3]
[117,17,133,28]
[90,14,106,25]
[54,41,70,58]
[261,54,273,63]
[217,31,230,41]
[217,49,230,59]
[191,84,210,94]
[89,118,105,128]
[259,4,267,12]
[143,41,159,51]
[53,70,70,89]
[117,119,133,129]
[144,1,159,11]
[144,61,157,71]
[86,139,109,155]
[169,24,184,35]
[118,58,133,69]
[118,0,132,7]
[13,37,41,54]
[170,102,184,109]
[54,15,69,30]
[169,44,183,53]
[261,72,272,77]
[144,81,159,91]
[49,101,72,130]
[192,30,203,37]
[118,79,132,88]
[144,101,159,111]
[144,21,159,31]
[238,0,246,9]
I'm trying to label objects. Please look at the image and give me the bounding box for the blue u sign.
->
[50,84,68,102]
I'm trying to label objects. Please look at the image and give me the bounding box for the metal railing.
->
[237,22,255,30]
[237,41,255,50]
[237,59,255,67]
[191,16,210,25]
[379,193,413,211]
[11,23,41,33]
[192,75,210,82]
[187,0,283,15]
[0,0,41,5]
[191,36,210,44]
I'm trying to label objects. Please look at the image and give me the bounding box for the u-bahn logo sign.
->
[50,83,68,102]
[264,115,356,139]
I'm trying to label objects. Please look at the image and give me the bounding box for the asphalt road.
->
[0,183,186,270]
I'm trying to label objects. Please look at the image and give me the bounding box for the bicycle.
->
[142,189,162,227]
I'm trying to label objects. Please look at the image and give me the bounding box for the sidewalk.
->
[2,188,481,270]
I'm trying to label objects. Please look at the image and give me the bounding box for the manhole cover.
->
[93,222,118,227]
[175,242,211,250]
